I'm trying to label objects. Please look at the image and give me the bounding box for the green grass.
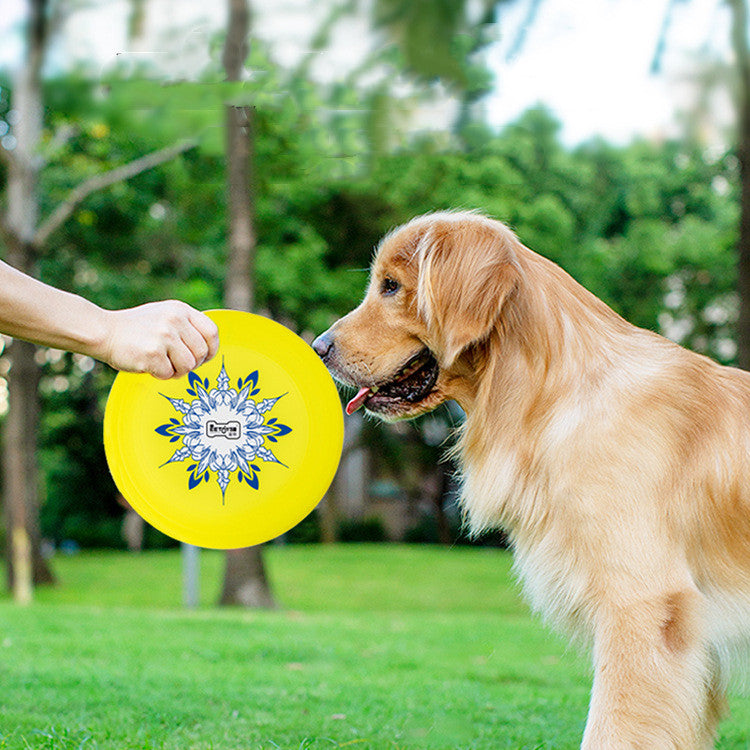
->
[0,545,748,749]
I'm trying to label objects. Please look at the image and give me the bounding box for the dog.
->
[312,211,750,748]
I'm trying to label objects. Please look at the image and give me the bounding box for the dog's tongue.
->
[345,387,371,415]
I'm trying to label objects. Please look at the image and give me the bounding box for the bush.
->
[403,516,510,548]
[284,510,321,544]
[337,517,387,543]
[56,515,125,550]
[143,525,180,550]
[403,517,441,544]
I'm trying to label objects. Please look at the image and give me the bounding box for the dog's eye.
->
[380,277,400,296]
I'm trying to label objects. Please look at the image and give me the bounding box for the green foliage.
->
[337,516,388,542]
[0,37,742,551]
[359,105,738,362]
[283,509,322,544]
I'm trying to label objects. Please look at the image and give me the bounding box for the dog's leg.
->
[581,588,713,750]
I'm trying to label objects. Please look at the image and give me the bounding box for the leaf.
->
[245,473,259,490]
[163,446,190,465]
[246,370,259,390]
[155,424,173,436]
[257,396,282,413]
[273,423,292,437]
[251,389,260,396]
[234,384,251,411]
[188,472,202,490]
[162,395,191,414]
[193,381,212,411]
[188,371,202,389]
[232,448,251,476]
[196,451,212,476]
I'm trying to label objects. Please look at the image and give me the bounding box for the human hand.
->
[96,301,220,379]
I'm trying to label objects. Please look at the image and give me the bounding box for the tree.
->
[728,0,750,367]
[1,0,59,603]
[367,0,544,142]
[217,0,275,608]
[651,0,750,365]
[0,0,195,602]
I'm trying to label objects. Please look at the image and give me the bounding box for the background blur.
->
[2,1,750,747]
[0,0,746,587]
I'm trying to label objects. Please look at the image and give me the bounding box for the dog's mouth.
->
[345,348,439,416]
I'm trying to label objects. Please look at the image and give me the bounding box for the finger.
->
[188,310,220,363]
[178,319,210,366]
[167,340,197,379]
[148,354,177,380]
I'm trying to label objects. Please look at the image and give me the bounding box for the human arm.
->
[0,260,219,379]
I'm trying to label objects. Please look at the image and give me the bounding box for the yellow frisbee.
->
[103,310,344,549]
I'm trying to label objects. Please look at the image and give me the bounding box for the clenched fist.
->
[97,301,219,379]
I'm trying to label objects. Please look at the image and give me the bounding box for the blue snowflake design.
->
[155,361,292,503]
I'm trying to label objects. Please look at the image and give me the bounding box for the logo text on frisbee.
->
[155,361,292,503]
[206,420,241,440]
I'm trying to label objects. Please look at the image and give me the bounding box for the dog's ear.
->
[416,218,520,368]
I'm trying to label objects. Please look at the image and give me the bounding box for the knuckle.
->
[147,350,169,374]
[150,364,172,380]
[163,302,187,325]
[174,362,195,379]
[158,327,178,344]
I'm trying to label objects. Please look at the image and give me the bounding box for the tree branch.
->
[222,0,250,82]
[0,211,18,253]
[33,138,198,249]
[0,145,13,169]
[504,0,545,63]
[728,0,750,101]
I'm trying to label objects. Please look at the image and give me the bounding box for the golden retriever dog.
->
[312,211,750,748]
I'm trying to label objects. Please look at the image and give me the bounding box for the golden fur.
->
[316,211,750,748]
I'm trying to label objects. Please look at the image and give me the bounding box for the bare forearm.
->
[0,260,108,356]
[0,260,219,378]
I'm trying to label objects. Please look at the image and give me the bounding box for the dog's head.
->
[313,212,521,420]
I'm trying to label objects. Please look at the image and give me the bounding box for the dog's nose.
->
[312,330,335,362]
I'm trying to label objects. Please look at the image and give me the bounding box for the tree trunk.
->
[217,0,275,608]
[319,492,339,544]
[1,0,55,602]
[219,548,275,607]
[731,0,750,370]
[224,104,256,312]
[2,338,53,598]
[127,0,148,44]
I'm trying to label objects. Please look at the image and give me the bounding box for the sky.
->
[487,0,733,144]
[0,0,736,146]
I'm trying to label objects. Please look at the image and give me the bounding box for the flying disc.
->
[103,310,344,549]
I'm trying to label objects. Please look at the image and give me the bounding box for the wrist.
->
[72,301,113,363]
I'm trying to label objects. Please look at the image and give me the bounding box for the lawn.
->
[0,545,747,749]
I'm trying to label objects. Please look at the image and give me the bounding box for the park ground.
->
[0,545,748,749]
